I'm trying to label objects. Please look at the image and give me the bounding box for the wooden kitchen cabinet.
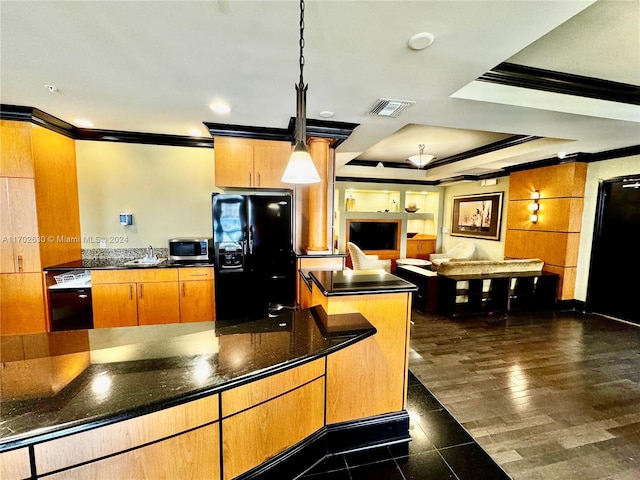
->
[91,283,138,328]
[0,272,47,335]
[0,120,35,178]
[0,120,81,335]
[137,281,180,326]
[406,234,436,260]
[92,269,180,328]
[214,137,291,189]
[178,267,215,323]
[0,177,42,273]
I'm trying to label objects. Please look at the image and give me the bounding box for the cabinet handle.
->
[257,173,261,186]
[16,255,23,272]
[129,285,133,300]
[189,273,208,277]
[182,283,186,297]
[249,172,252,186]
[139,284,143,299]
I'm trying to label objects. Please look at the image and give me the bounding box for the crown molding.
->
[479,62,640,105]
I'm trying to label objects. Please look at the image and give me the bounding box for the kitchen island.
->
[0,306,384,480]
[301,269,417,428]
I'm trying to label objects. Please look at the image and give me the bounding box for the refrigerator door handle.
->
[248,225,254,254]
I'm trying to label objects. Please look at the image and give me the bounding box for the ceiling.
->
[1,0,638,184]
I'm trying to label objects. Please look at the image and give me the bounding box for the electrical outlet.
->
[442,226,449,234]
[99,239,107,249]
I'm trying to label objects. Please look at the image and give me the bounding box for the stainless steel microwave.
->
[168,238,212,262]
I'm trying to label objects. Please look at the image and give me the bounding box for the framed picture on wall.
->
[451,192,503,240]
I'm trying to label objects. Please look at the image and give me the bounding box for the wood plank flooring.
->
[408,310,640,480]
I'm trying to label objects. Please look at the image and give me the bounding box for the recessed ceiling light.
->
[209,101,231,114]
[45,84,58,93]
[319,110,334,118]
[188,129,204,137]
[75,119,94,128]
[408,32,435,51]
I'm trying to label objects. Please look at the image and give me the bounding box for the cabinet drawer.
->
[0,447,30,480]
[177,267,214,281]
[92,268,178,284]
[34,394,219,474]
[222,358,324,417]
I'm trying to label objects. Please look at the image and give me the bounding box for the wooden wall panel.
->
[506,161,587,302]
[508,162,587,200]
[0,447,31,480]
[222,358,324,417]
[222,378,324,480]
[506,197,584,233]
[35,395,219,473]
[46,423,220,480]
[504,231,580,267]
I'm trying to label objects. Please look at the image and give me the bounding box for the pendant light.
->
[407,144,435,168]
[281,0,321,184]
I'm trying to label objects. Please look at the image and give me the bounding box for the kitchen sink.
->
[123,257,167,266]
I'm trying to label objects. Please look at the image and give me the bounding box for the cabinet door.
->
[137,281,180,325]
[214,138,254,188]
[0,120,34,178]
[0,272,46,335]
[405,241,419,259]
[179,280,215,323]
[0,177,41,273]
[92,283,138,328]
[253,142,291,188]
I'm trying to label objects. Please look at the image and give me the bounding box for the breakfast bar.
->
[0,306,384,480]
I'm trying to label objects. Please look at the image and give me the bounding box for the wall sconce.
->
[528,191,539,223]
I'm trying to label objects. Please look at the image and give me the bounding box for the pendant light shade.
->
[407,144,435,168]
[281,0,321,184]
[282,141,320,184]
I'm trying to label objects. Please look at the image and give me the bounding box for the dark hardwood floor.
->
[408,310,640,480]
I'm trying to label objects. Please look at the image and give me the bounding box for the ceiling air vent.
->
[365,98,415,117]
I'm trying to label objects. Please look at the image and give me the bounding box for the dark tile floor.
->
[298,371,510,479]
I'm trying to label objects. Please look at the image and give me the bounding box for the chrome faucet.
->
[146,245,155,260]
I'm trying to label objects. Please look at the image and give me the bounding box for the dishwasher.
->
[49,271,94,331]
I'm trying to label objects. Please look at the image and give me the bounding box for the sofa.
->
[436,258,544,276]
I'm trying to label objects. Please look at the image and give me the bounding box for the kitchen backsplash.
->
[82,248,169,261]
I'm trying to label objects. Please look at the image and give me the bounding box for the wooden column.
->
[505,161,587,300]
[306,138,331,253]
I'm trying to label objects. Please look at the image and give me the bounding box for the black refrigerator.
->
[212,192,296,321]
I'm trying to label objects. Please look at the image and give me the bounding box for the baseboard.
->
[235,410,410,480]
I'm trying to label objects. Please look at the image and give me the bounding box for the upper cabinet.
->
[214,137,292,189]
[0,120,81,335]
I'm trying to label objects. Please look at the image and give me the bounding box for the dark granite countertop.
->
[0,306,375,451]
[309,270,417,296]
[44,259,214,271]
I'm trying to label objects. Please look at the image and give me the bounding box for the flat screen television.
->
[348,221,399,250]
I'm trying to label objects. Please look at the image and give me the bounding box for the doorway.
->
[587,175,640,324]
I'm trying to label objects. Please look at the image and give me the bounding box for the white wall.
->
[76,141,220,249]
[575,154,640,301]
[441,178,510,260]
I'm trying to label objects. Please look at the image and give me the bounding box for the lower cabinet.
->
[221,360,325,480]
[92,268,215,328]
[178,267,215,323]
[0,447,30,480]
[33,396,220,480]
[405,235,436,260]
[0,272,47,335]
